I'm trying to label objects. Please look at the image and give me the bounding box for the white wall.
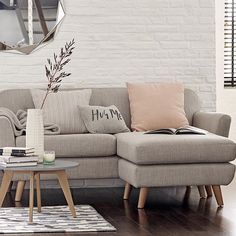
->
[216,0,236,141]
[0,0,216,111]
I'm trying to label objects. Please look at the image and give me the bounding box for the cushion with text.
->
[79,105,130,134]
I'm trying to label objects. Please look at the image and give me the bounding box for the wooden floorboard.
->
[2,180,236,236]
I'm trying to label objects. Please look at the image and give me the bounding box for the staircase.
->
[0,0,14,7]
[0,0,58,45]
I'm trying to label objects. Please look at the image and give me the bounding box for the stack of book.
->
[0,147,38,168]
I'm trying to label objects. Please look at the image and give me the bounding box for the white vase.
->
[26,109,44,163]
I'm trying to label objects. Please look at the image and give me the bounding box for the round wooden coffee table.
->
[0,160,78,223]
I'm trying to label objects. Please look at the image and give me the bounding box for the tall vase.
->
[26,109,44,163]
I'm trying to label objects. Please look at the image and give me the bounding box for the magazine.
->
[144,126,208,135]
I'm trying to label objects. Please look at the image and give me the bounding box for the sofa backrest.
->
[0,88,200,127]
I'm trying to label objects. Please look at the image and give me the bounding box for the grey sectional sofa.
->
[0,88,235,208]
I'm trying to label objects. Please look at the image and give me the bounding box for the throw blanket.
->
[0,107,60,136]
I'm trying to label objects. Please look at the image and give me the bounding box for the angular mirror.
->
[0,0,65,54]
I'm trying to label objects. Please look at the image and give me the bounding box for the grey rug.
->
[0,205,116,233]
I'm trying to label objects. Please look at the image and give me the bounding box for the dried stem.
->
[40,90,50,110]
[40,39,75,109]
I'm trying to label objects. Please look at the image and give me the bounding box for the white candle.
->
[44,151,55,163]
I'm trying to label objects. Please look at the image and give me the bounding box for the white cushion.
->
[31,89,92,134]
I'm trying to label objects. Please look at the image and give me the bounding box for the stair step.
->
[19,6,58,10]
[20,8,57,18]
[23,18,57,22]
[0,0,11,7]
[17,0,59,8]
[26,30,44,35]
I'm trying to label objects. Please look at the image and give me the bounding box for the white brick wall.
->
[0,0,216,111]
[216,0,236,142]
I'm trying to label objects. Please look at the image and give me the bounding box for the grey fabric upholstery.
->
[119,159,235,188]
[116,132,236,164]
[12,156,119,181]
[193,112,231,138]
[16,134,116,157]
[0,87,234,190]
[0,88,200,129]
[0,117,15,147]
[90,88,200,126]
[184,89,201,124]
[0,89,34,113]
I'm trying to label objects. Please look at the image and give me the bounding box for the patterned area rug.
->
[0,205,116,233]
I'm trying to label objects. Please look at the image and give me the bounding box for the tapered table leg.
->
[29,172,34,223]
[56,170,77,218]
[0,171,13,207]
[35,173,41,213]
[15,180,25,202]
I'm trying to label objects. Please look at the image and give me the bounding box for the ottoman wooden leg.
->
[212,185,224,207]
[197,186,207,199]
[123,183,132,200]
[15,180,25,202]
[205,185,213,197]
[138,187,149,209]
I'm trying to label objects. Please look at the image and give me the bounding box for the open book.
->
[144,126,208,135]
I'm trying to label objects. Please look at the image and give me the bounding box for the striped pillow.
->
[31,89,92,134]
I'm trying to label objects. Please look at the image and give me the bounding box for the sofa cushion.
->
[79,105,130,134]
[116,132,236,164]
[31,89,92,134]
[16,134,116,157]
[127,82,189,131]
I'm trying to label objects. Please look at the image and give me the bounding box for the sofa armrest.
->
[193,111,231,137]
[0,117,15,147]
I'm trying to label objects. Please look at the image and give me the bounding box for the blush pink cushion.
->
[127,83,189,131]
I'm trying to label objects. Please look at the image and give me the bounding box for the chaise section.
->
[117,131,236,208]
[116,132,236,165]
[118,159,235,188]
[16,134,117,157]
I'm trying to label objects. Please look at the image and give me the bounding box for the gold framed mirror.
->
[0,0,65,54]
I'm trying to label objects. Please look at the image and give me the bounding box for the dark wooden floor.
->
[3,179,236,236]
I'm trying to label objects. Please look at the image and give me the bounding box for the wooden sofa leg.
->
[138,187,149,209]
[212,185,224,207]
[123,182,132,200]
[205,185,213,197]
[197,186,207,198]
[15,180,25,202]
